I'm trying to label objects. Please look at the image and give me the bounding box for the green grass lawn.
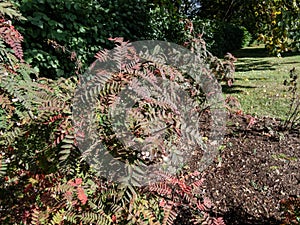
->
[223,45,300,120]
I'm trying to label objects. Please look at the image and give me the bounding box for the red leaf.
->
[75,178,82,185]
[65,191,73,199]
[111,215,117,223]
[108,37,124,44]
[196,201,206,211]
[68,180,76,187]
[203,197,212,208]
[77,187,87,205]
[159,198,167,207]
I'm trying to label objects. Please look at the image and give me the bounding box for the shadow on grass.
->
[232,46,269,58]
[232,46,300,72]
[279,61,300,65]
[222,84,256,94]
[281,51,300,57]
[234,77,267,81]
[235,60,276,72]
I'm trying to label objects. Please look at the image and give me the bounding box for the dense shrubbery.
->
[148,4,186,44]
[191,19,252,57]
[148,6,252,57]
[7,0,299,83]
[8,0,249,80]
[0,3,229,224]
[11,0,152,79]
[1,1,299,224]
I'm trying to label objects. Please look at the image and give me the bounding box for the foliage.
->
[149,2,251,56]
[192,18,252,56]
[0,3,228,225]
[0,7,79,223]
[0,17,23,60]
[70,34,228,224]
[0,0,25,63]
[198,0,300,56]
[148,1,191,46]
[182,20,236,85]
[281,67,299,131]
[75,37,204,182]
[72,34,231,184]
[239,26,253,48]
[0,0,25,20]
[151,0,200,17]
[148,171,226,225]
[11,0,152,79]
[0,45,77,175]
[1,168,225,224]
[256,0,300,56]
[197,0,265,51]
[8,0,240,80]
[198,0,253,23]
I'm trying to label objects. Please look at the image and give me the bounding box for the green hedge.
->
[11,1,252,78]
[193,19,252,56]
[12,0,152,79]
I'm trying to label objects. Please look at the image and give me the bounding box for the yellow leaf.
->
[28,177,38,185]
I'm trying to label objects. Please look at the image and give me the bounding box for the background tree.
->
[255,0,300,55]
[198,0,300,55]
[151,0,200,17]
[198,0,252,22]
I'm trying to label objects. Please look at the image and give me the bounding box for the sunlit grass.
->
[224,45,300,119]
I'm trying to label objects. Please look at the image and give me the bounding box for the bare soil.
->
[202,114,300,224]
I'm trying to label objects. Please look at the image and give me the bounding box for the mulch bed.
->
[201,114,300,224]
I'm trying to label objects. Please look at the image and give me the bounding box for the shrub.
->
[148,4,187,44]
[0,38,227,224]
[181,20,236,86]
[281,67,299,131]
[0,5,79,223]
[10,1,242,79]
[1,4,228,224]
[192,18,252,56]
[240,26,252,47]
[11,0,152,79]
